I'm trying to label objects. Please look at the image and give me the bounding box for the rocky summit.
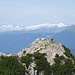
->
[1,38,75,75]
[17,38,67,64]
[17,38,70,75]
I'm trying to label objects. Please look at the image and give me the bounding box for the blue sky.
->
[0,0,75,26]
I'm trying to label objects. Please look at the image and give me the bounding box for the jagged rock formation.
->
[17,38,67,64]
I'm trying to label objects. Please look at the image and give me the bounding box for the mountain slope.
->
[17,38,67,64]
[53,25,75,55]
[17,38,75,75]
[0,38,75,75]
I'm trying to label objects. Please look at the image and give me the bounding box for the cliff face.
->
[17,38,67,65]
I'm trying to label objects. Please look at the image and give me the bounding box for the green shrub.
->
[0,56,26,75]
[62,45,73,57]
[33,51,51,75]
[21,54,33,68]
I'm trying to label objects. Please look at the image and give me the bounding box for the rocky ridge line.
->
[17,38,67,64]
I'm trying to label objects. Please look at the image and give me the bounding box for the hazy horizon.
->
[0,0,75,26]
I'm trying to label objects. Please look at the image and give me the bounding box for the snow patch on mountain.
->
[0,24,23,32]
[26,23,68,30]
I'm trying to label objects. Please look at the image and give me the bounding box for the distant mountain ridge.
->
[0,23,68,33]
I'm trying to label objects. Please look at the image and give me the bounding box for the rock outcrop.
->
[17,38,67,64]
[17,38,68,75]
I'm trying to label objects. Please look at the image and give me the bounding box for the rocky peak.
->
[17,38,67,64]
[0,38,74,75]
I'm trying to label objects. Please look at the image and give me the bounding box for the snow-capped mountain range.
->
[0,23,68,32]
[26,23,68,30]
